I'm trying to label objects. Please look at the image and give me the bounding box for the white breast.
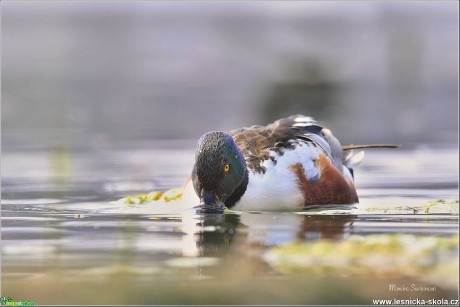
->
[233,144,323,211]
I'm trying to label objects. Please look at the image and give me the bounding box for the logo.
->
[0,297,36,306]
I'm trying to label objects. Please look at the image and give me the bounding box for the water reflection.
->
[168,212,355,279]
[296,215,354,240]
[194,213,241,256]
[181,212,355,259]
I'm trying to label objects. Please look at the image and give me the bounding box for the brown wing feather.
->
[229,115,324,173]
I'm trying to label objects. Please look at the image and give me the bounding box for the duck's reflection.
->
[180,212,356,274]
[296,214,356,240]
[177,213,356,278]
[194,213,242,256]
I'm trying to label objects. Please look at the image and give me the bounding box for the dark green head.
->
[192,131,248,213]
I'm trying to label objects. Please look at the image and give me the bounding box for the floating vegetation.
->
[264,233,459,288]
[421,199,459,214]
[359,199,459,215]
[120,187,183,205]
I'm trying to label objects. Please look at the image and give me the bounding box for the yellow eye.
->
[224,164,230,172]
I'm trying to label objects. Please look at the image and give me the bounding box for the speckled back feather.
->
[230,115,343,174]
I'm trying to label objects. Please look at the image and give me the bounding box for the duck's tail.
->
[342,144,400,176]
[342,144,401,151]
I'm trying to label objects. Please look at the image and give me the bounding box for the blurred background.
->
[2,3,459,304]
[2,1,458,151]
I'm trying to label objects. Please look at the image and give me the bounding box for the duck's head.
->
[192,131,248,213]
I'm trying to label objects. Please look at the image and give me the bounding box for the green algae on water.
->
[264,233,459,289]
[361,199,459,215]
[120,187,183,205]
[421,199,458,213]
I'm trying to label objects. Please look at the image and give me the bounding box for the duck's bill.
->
[195,190,226,213]
[195,202,226,214]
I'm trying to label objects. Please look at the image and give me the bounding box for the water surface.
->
[1,142,458,305]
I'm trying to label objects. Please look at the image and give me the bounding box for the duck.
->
[182,114,397,213]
